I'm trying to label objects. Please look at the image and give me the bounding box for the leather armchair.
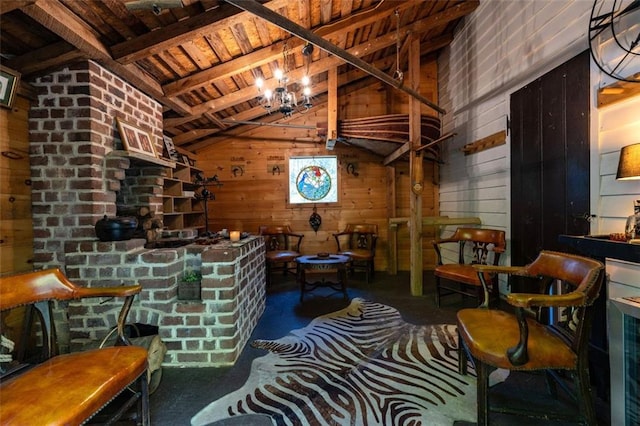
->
[431,227,506,307]
[258,225,304,286]
[333,224,378,283]
[456,250,605,425]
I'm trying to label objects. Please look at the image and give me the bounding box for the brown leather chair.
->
[432,227,506,307]
[457,250,605,425]
[258,225,303,285]
[333,224,378,283]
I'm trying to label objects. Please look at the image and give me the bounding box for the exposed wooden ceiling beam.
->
[170,34,449,148]
[111,0,289,63]
[21,0,194,115]
[167,22,455,132]
[162,0,411,98]
[0,1,35,14]
[5,42,86,76]
[225,0,465,114]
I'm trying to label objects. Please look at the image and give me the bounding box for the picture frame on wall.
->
[162,134,179,161]
[0,66,20,109]
[116,118,157,159]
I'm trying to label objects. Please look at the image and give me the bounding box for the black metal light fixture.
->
[255,42,314,117]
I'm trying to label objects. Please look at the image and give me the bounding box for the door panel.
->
[510,50,608,398]
[510,50,590,269]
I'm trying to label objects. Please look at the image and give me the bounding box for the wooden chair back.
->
[436,227,506,266]
[432,227,506,307]
[258,225,304,285]
[333,224,378,282]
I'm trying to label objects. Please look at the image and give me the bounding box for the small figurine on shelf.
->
[625,200,640,241]
[194,174,222,237]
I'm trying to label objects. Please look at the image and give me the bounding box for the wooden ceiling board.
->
[0,0,479,156]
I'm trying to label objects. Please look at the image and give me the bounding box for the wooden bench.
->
[0,268,149,425]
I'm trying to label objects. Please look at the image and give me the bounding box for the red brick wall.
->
[29,60,164,268]
[28,60,266,366]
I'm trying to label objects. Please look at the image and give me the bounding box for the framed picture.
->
[0,66,20,109]
[162,135,179,161]
[116,118,157,159]
[181,154,191,165]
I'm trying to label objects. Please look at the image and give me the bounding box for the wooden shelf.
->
[162,160,204,231]
[109,150,175,168]
[597,74,640,108]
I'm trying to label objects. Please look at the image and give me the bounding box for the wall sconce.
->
[346,162,359,177]
[616,143,640,180]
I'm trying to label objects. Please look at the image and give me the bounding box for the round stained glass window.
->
[296,165,332,201]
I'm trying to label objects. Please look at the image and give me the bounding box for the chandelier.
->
[255,42,314,117]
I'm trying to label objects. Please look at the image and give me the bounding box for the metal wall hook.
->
[232,166,244,177]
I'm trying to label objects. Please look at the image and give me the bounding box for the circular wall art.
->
[296,165,332,201]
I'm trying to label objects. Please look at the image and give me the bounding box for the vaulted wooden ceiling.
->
[1,0,478,153]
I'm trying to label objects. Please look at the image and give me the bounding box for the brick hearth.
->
[28,60,266,366]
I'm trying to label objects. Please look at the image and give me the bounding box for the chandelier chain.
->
[393,9,403,82]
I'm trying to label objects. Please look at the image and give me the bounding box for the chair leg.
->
[544,370,558,398]
[457,329,468,375]
[476,358,491,426]
[574,367,597,425]
[435,276,441,307]
[137,370,150,426]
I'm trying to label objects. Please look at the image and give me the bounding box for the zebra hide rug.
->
[192,298,481,426]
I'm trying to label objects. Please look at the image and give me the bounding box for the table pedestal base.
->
[296,255,350,302]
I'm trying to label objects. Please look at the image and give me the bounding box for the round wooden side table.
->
[295,254,350,302]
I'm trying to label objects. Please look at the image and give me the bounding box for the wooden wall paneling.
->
[597,94,640,234]
[339,81,388,119]
[0,95,34,274]
[196,71,441,272]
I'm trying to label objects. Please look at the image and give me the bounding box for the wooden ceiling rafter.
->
[1,0,479,156]
[171,30,453,147]
[162,0,410,98]
[166,5,469,135]
[228,0,439,111]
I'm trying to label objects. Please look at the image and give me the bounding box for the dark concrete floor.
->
[148,271,611,426]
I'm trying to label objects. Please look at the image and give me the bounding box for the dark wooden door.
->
[510,50,610,399]
[510,50,591,268]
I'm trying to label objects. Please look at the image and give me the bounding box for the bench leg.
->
[138,371,150,426]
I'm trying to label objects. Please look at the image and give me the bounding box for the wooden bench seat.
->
[0,268,149,425]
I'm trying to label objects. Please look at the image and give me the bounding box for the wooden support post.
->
[326,66,338,149]
[408,36,423,296]
[386,166,397,275]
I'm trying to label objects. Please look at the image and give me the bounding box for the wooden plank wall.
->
[438,1,592,260]
[597,95,640,233]
[437,0,599,293]
[196,62,439,271]
[0,95,34,275]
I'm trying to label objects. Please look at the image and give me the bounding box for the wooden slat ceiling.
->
[0,0,479,153]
